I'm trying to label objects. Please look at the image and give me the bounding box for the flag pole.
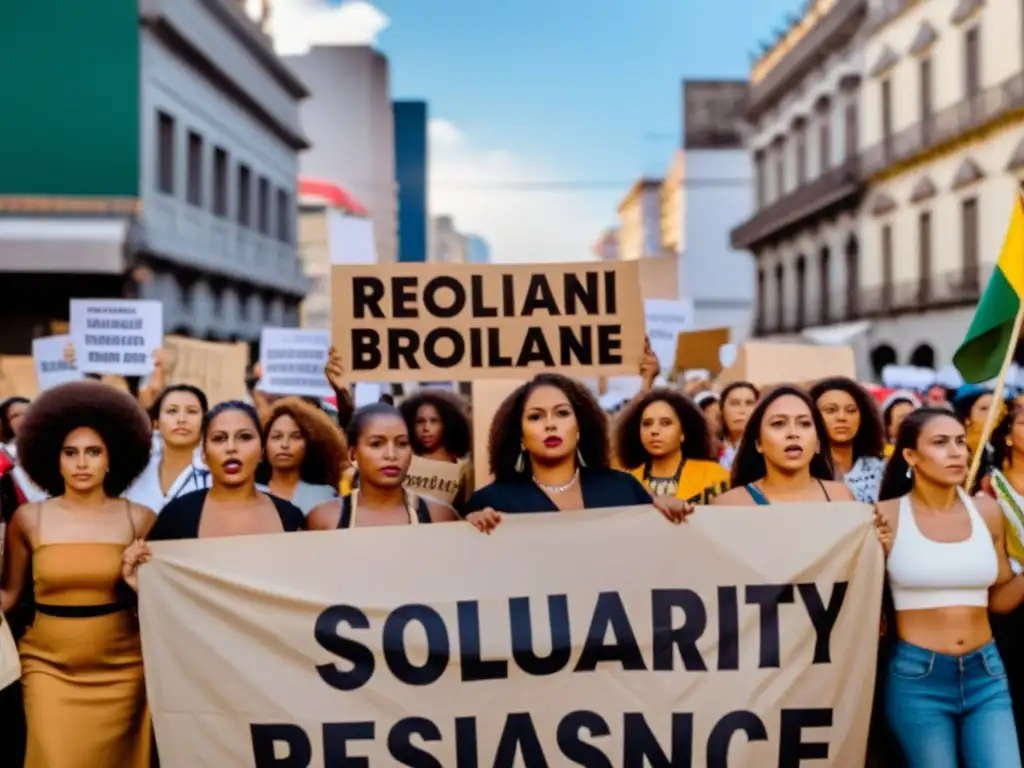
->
[965,305,1024,490]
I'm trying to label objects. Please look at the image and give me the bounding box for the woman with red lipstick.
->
[306,403,457,529]
[259,397,345,515]
[0,381,155,767]
[462,374,693,531]
[810,377,886,503]
[713,386,852,506]
[138,401,305,542]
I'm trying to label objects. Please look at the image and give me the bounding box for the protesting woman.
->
[398,388,473,503]
[953,385,997,459]
[881,390,921,458]
[139,402,304,542]
[718,382,758,471]
[125,384,211,512]
[462,373,693,532]
[810,377,887,503]
[713,385,852,506]
[0,381,155,767]
[307,403,456,529]
[877,407,1024,765]
[614,388,730,504]
[260,397,344,515]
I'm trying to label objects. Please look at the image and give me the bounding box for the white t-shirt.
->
[125,447,211,513]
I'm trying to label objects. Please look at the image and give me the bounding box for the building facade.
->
[393,100,429,263]
[617,178,663,260]
[730,0,868,358]
[856,0,1024,371]
[285,45,398,263]
[0,0,310,352]
[593,227,620,260]
[429,215,468,264]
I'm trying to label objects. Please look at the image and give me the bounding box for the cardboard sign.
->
[637,252,679,299]
[69,299,163,375]
[258,328,333,398]
[674,327,731,375]
[404,455,463,505]
[0,356,38,399]
[32,335,83,391]
[470,379,523,488]
[331,262,646,381]
[717,342,856,388]
[163,336,249,406]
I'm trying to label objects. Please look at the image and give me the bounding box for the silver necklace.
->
[533,468,579,494]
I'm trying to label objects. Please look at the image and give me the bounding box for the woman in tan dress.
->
[0,381,156,768]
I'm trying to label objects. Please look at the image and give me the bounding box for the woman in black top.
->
[307,403,456,529]
[122,402,303,559]
[463,373,693,532]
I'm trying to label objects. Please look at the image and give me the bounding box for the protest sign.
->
[717,342,856,389]
[140,503,882,766]
[470,379,522,488]
[644,298,694,369]
[675,327,731,375]
[32,335,83,391]
[331,262,646,381]
[404,455,462,505]
[69,299,163,375]
[0,356,38,399]
[258,328,333,398]
[163,336,249,406]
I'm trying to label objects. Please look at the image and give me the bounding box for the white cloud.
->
[264,0,390,55]
[428,119,607,263]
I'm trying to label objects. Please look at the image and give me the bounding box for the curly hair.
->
[0,396,29,443]
[614,388,713,470]
[808,376,885,461]
[730,385,835,488]
[260,397,347,488]
[488,373,609,482]
[15,380,153,497]
[398,388,471,458]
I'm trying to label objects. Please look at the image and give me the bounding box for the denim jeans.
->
[885,639,1022,767]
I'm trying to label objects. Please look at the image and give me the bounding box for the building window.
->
[157,111,175,194]
[796,126,807,185]
[844,102,858,160]
[775,264,785,330]
[237,164,252,226]
[845,235,859,318]
[919,58,933,143]
[881,224,894,311]
[213,147,228,217]
[757,268,766,329]
[962,197,979,292]
[965,26,981,99]
[881,79,893,159]
[186,131,203,207]
[819,247,831,323]
[755,152,766,208]
[774,140,786,198]
[257,177,270,234]
[276,188,292,243]
[795,255,807,328]
[819,112,831,175]
[918,211,932,304]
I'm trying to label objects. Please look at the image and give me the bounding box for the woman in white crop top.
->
[876,407,1024,767]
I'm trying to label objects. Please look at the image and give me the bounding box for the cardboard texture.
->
[0,356,38,398]
[674,326,731,374]
[404,455,463,505]
[471,379,522,488]
[716,342,856,388]
[163,336,249,407]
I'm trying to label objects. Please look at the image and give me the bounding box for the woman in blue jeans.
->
[877,407,1024,766]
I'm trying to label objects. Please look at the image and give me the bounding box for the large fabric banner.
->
[139,504,884,767]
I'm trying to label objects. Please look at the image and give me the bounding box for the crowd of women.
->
[1,341,1024,766]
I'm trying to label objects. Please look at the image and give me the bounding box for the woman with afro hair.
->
[461,373,694,532]
[258,397,346,515]
[0,380,156,767]
[398,388,474,504]
[614,388,731,505]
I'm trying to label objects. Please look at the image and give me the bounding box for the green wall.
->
[0,1,140,197]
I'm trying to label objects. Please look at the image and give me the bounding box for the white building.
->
[617,178,663,260]
[856,0,1024,371]
[429,215,468,264]
[0,0,311,351]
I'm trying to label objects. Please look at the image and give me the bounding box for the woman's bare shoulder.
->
[823,481,855,501]
[711,486,755,506]
[306,498,343,531]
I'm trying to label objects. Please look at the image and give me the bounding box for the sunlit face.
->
[757,395,818,473]
[414,404,443,453]
[640,400,683,460]
[351,414,412,489]
[266,413,306,471]
[816,389,861,448]
[905,414,969,487]
[887,401,915,443]
[723,386,757,440]
[203,409,263,487]
[5,401,28,441]
[60,426,109,494]
[521,385,578,465]
[157,390,203,450]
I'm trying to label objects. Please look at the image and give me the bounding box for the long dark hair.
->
[719,381,759,439]
[730,385,834,488]
[808,376,885,461]
[878,407,964,501]
[989,403,1022,472]
[0,396,29,443]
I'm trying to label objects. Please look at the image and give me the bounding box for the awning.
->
[800,320,871,346]
[0,217,130,273]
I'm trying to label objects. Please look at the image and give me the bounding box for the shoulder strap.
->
[746,483,770,505]
[414,496,431,524]
[818,478,831,501]
[337,495,352,529]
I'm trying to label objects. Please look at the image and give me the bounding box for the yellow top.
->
[630,459,730,505]
[884,444,895,459]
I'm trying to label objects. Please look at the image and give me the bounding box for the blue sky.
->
[364,0,803,259]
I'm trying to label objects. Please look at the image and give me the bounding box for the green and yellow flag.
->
[953,195,1024,383]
